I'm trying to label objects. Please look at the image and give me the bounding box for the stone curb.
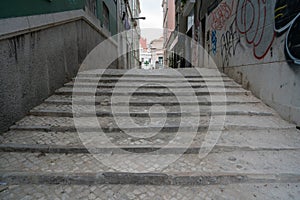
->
[29,110,274,118]
[0,143,299,154]
[45,100,261,106]
[76,74,227,78]
[56,90,250,96]
[73,78,234,83]
[10,124,295,133]
[1,172,299,186]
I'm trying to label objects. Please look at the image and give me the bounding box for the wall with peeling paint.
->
[0,14,118,133]
[205,0,300,126]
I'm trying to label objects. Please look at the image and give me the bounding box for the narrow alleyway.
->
[0,68,300,199]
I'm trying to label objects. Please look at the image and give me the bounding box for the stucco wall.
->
[204,0,300,125]
[0,11,118,133]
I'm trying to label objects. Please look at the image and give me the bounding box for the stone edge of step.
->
[0,143,299,154]
[1,171,299,186]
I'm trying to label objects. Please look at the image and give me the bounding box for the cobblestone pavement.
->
[1,68,300,199]
[1,183,300,200]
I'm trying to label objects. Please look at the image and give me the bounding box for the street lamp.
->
[131,17,146,21]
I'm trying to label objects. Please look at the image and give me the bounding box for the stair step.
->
[55,87,250,96]
[0,182,299,199]
[45,94,261,106]
[77,68,226,77]
[1,149,300,180]
[10,115,295,132]
[76,70,227,78]
[65,82,241,88]
[29,103,274,117]
[1,143,300,154]
[73,77,234,83]
[2,129,300,152]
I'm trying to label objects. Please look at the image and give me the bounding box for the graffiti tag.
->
[210,1,234,30]
[211,30,217,55]
[220,22,240,67]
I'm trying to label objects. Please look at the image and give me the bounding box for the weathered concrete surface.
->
[0,68,299,199]
[0,11,117,133]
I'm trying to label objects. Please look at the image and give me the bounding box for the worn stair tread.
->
[77,68,227,77]
[77,69,227,78]
[10,115,295,132]
[45,94,262,105]
[1,182,299,199]
[55,87,250,96]
[1,129,300,152]
[73,77,234,83]
[1,149,300,174]
[1,143,300,155]
[65,81,242,88]
[29,103,275,117]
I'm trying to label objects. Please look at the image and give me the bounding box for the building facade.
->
[139,37,152,69]
[162,0,176,67]
[150,37,164,69]
[117,0,141,68]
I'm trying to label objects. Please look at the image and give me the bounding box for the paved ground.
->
[0,68,299,199]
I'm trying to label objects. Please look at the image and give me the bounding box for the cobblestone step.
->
[77,68,226,77]
[1,183,299,199]
[2,129,300,150]
[73,77,234,83]
[10,115,295,132]
[1,150,300,183]
[45,94,261,106]
[1,143,300,154]
[56,87,250,96]
[65,81,241,89]
[77,69,227,78]
[29,103,274,117]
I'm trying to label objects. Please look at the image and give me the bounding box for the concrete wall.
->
[0,10,118,133]
[204,0,300,126]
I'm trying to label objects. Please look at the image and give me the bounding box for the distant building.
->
[150,36,164,69]
[162,0,176,67]
[139,36,164,69]
[163,0,196,68]
[139,38,152,69]
[117,0,141,69]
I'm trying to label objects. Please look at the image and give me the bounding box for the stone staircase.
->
[1,68,300,199]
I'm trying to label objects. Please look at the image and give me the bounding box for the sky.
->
[139,0,164,42]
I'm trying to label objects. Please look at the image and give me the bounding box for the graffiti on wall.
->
[220,22,240,67]
[236,0,275,59]
[207,0,300,66]
[211,30,217,55]
[210,1,234,30]
[275,0,300,64]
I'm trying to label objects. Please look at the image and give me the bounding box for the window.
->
[159,57,163,64]
[103,2,110,31]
